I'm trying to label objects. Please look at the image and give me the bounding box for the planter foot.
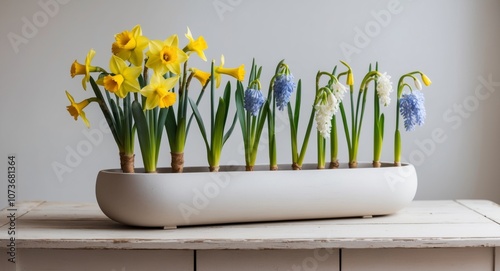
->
[163,225,177,230]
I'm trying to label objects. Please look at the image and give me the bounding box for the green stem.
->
[210,61,215,136]
[330,115,338,164]
[317,132,325,169]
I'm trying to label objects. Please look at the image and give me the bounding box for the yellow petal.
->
[65,90,76,105]
[131,25,142,38]
[109,55,126,74]
[185,27,194,41]
[145,95,160,110]
[164,34,179,48]
[191,68,211,86]
[80,110,90,128]
[163,75,180,91]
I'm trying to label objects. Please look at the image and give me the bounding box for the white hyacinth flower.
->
[315,92,338,138]
[376,72,393,106]
[332,81,347,106]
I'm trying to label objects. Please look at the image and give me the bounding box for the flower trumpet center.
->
[103,74,125,93]
[114,31,136,50]
[66,99,90,120]
[160,92,176,108]
[161,46,177,64]
[70,61,86,77]
[216,65,245,81]
[66,105,79,119]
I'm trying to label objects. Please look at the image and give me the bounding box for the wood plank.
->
[0,201,44,227]
[1,201,500,250]
[342,247,494,271]
[197,249,339,271]
[8,221,500,250]
[457,200,500,224]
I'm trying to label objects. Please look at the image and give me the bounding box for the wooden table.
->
[1,200,500,271]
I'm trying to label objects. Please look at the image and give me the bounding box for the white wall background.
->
[1,0,500,209]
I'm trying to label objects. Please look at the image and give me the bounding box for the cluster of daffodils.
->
[66,25,431,172]
[66,25,244,173]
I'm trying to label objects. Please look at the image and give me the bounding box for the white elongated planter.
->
[96,163,417,228]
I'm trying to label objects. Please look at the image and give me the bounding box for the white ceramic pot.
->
[95,163,417,228]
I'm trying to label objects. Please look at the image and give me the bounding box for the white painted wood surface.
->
[1,200,500,250]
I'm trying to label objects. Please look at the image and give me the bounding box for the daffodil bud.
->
[347,71,354,86]
[421,73,432,86]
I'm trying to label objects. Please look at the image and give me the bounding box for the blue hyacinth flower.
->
[399,91,426,131]
[273,74,296,111]
[244,88,265,116]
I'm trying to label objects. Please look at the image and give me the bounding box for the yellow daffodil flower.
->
[214,55,245,88]
[100,55,142,98]
[190,68,211,86]
[184,27,208,61]
[112,25,149,67]
[65,91,95,128]
[70,49,99,90]
[140,73,179,110]
[146,35,188,75]
[421,73,432,86]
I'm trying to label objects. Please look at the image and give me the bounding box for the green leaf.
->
[294,80,302,129]
[380,113,385,140]
[131,100,152,171]
[212,98,227,161]
[298,107,316,166]
[109,98,122,135]
[249,59,256,83]
[288,104,298,162]
[256,66,262,79]
[252,100,269,154]
[188,97,209,151]
[157,108,169,145]
[235,81,247,138]
[186,86,207,137]
[222,81,232,126]
[89,77,122,149]
[224,112,238,145]
[338,102,352,155]
[165,107,178,150]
